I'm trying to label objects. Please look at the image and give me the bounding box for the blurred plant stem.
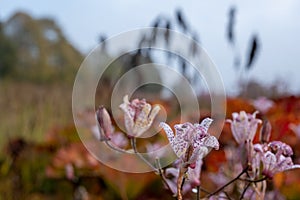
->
[207,167,249,198]
[177,167,188,200]
[130,138,157,171]
[130,138,176,196]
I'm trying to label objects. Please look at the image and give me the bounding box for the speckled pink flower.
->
[262,151,300,178]
[252,141,300,178]
[119,95,160,137]
[160,118,219,167]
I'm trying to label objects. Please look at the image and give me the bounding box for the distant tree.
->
[0,21,17,77]
[2,12,83,82]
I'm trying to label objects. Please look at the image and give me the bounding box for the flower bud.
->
[245,139,254,170]
[95,106,112,141]
[259,119,271,143]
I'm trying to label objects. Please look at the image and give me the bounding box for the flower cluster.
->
[208,110,300,199]
[253,141,300,178]
[95,96,300,200]
[96,95,220,199]
[227,111,300,179]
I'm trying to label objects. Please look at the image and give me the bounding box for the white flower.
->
[227,111,262,144]
[119,95,160,137]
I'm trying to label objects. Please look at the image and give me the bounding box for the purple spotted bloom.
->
[227,111,262,144]
[268,141,293,157]
[252,141,300,178]
[160,118,219,167]
[119,95,160,137]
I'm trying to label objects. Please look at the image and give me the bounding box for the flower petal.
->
[133,103,152,136]
[148,105,161,124]
[173,123,193,157]
[119,95,134,135]
[160,122,188,158]
[160,122,175,143]
[110,132,128,148]
[262,151,276,177]
[202,135,219,150]
[165,167,179,177]
[188,146,208,165]
[287,164,300,170]
[198,118,213,132]
[187,159,203,186]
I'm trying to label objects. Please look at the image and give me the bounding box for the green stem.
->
[155,158,174,193]
[130,138,158,171]
[104,140,128,153]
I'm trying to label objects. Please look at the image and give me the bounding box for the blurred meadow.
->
[1,1,300,200]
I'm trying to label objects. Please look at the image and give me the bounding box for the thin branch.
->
[224,192,232,200]
[155,158,173,193]
[239,182,251,200]
[181,177,186,190]
[130,138,158,172]
[239,176,267,183]
[104,140,128,153]
[177,166,188,200]
[198,186,211,194]
[207,167,248,198]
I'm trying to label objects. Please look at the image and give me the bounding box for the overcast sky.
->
[1,0,300,95]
